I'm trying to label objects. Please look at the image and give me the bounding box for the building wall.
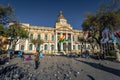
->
[15,12,100,54]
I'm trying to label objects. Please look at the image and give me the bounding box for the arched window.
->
[73,45,75,50]
[37,44,40,51]
[87,45,90,49]
[51,45,54,51]
[29,44,33,50]
[57,35,60,40]
[78,45,80,50]
[51,35,54,41]
[30,34,33,40]
[73,36,74,41]
[68,34,71,41]
[45,34,48,40]
[37,34,40,40]
[21,45,24,50]
[82,45,86,49]
[44,44,47,50]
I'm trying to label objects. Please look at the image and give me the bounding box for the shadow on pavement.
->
[74,59,120,77]
[87,74,95,80]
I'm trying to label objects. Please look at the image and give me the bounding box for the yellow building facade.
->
[15,11,99,54]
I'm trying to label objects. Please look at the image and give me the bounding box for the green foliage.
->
[82,0,120,46]
[31,39,44,45]
[6,22,29,39]
[0,4,13,24]
[109,50,115,56]
[0,24,4,35]
[87,38,95,43]
[78,37,85,42]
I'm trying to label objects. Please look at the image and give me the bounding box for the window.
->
[51,45,54,51]
[87,45,90,49]
[77,36,79,41]
[37,34,40,40]
[78,45,80,50]
[37,44,40,50]
[68,34,71,41]
[51,35,54,41]
[73,36,74,41]
[44,44,47,50]
[82,45,86,49]
[57,35,60,40]
[30,34,33,40]
[29,44,33,50]
[21,45,24,50]
[45,34,47,40]
[73,45,75,50]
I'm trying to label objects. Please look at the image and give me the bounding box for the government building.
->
[15,11,99,54]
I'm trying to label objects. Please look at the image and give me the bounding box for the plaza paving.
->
[1,56,120,80]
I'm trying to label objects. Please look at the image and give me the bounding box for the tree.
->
[0,4,13,25]
[31,39,44,51]
[0,4,29,50]
[82,0,120,49]
[0,4,13,51]
[0,24,4,36]
[87,37,97,54]
[82,0,120,61]
[78,37,86,53]
[6,22,29,50]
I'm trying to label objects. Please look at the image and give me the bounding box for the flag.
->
[58,35,65,43]
[114,32,120,38]
[103,32,107,38]
[108,32,114,43]
[114,32,120,43]
[116,32,120,38]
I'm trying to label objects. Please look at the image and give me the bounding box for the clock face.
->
[61,20,64,25]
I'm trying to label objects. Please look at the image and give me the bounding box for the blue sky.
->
[0,0,110,30]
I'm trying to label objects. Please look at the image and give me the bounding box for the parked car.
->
[6,49,14,59]
[55,51,66,56]
[67,53,78,58]
[14,51,24,55]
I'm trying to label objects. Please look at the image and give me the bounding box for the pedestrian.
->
[34,50,40,69]
[18,51,24,60]
[39,50,43,58]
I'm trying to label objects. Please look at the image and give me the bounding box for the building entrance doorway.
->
[57,43,61,52]
[63,43,71,53]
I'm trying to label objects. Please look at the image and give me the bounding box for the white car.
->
[55,51,66,56]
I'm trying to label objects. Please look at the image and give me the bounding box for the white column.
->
[76,44,78,51]
[41,44,44,53]
[55,32,58,52]
[48,43,51,54]
[15,40,20,50]
[25,39,28,51]
[114,41,120,62]
[71,34,73,51]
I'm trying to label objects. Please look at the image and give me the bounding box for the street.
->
[1,56,120,80]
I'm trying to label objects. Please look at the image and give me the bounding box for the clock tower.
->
[55,11,72,29]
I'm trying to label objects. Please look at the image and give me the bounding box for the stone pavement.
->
[1,56,120,80]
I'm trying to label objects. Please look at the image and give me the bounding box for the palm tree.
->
[31,39,44,51]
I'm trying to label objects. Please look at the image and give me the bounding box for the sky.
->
[0,0,110,30]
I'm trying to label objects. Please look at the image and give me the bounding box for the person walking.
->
[39,50,43,59]
[34,50,40,69]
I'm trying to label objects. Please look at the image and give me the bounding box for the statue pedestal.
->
[114,42,120,62]
[116,50,120,62]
